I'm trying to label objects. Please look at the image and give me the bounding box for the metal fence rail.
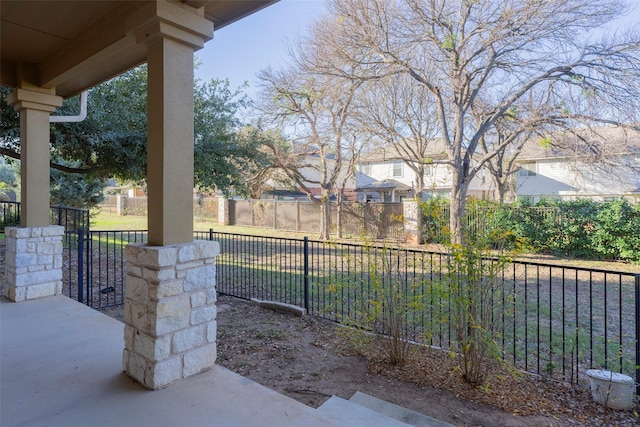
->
[63,229,148,308]
[211,231,640,389]
[0,202,89,234]
[58,228,640,390]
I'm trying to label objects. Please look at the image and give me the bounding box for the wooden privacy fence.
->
[98,197,406,241]
[100,195,219,221]
[228,200,404,241]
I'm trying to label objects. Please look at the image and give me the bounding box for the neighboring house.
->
[266,153,358,201]
[515,126,640,203]
[356,139,490,202]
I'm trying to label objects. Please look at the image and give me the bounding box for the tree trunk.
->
[497,179,509,204]
[449,169,468,246]
[319,191,331,240]
[336,200,343,239]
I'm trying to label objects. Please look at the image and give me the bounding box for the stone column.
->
[116,194,128,216]
[403,199,423,245]
[5,75,64,302]
[122,1,215,389]
[217,196,230,225]
[123,240,219,389]
[4,226,64,302]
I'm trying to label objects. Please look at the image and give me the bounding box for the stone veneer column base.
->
[402,199,423,245]
[122,240,220,390]
[4,226,64,302]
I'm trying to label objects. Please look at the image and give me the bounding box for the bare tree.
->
[257,65,362,240]
[235,126,296,199]
[357,74,441,199]
[312,0,640,244]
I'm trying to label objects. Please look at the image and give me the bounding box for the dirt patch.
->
[212,294,638,427]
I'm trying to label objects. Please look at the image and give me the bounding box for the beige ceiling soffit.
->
[38,2,140,89]
[40,37,138,91]
[1,62,17,88]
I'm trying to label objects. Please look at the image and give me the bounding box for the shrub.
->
[434,239,515,385]
[420,197,639,261]
[327,244,425,366]
[591,200,640,262]
[420,197,450,244]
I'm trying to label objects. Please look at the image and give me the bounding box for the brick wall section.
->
[3,226,64,302]
[122,240,220,390]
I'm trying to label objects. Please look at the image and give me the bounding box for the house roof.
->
[360,137,448,163]
[355,179,412,192]
[1,0,277,98]
[518,125,640,161]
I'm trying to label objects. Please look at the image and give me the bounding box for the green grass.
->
[90,210,310,239]
[90,211,147,230]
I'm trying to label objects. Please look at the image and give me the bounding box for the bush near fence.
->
[421,197,640,262]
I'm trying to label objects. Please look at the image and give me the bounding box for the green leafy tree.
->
[50,167,106,209]
[193,81,270,197]
[1,66,267,205]
[0,161,17,187]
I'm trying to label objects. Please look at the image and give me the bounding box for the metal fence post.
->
[77,228,84,303]
[304,236,309,312]
[209,228,214,241]
[636,275,640,396]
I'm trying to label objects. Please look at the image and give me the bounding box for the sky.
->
[194,0,639,101]
[195,0,327,99]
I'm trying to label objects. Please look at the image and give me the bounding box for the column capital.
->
[127,0,213,50]
[7,88,62,113]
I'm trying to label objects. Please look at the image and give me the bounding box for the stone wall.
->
[402,200,422,245]
[3,226,64,302]
[122,240,220,389]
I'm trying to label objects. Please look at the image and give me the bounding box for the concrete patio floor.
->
[0,295,345,427]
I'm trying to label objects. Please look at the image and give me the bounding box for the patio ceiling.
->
[1,0,277,98]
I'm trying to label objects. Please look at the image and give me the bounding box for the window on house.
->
[359,163,372,176]
[392,161,403,177]
[517,163,537,177]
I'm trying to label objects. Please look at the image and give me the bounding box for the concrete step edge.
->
[349,391,455,427]
[318,395,413,427]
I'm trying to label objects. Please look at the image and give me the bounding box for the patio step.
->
[318,395,412,427]
[318,392,455,427]
[349,391,455,427]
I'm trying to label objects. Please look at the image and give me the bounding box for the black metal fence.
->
[59,227,640,390]
[211,232,640,388]
[0,201,90,235]
[62,229,148,308]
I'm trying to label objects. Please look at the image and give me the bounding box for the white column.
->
[7,88,62,227]
[127,0,213,246]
